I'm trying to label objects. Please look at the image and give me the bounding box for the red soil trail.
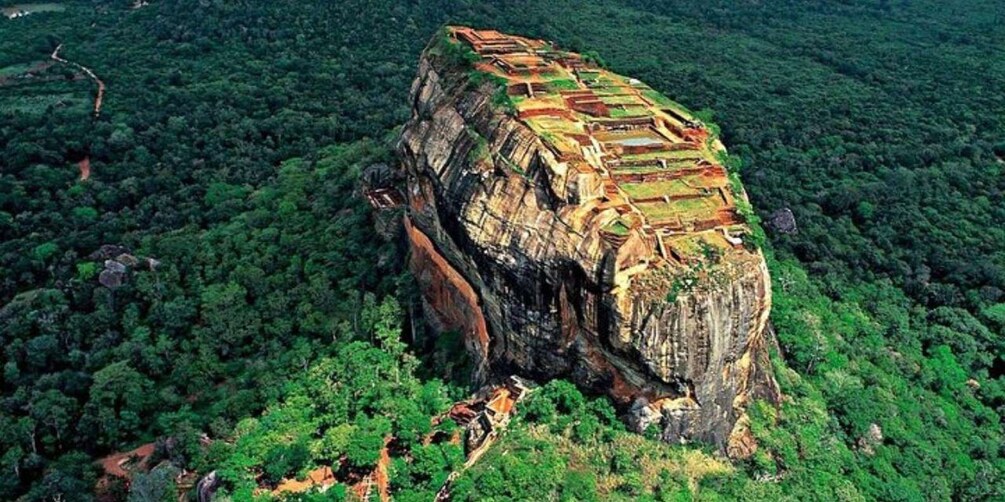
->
[78,156,91,181]
[98,442,155,478]
[374,444,391,502]
[50,44,104,180]
[273,466,336,495]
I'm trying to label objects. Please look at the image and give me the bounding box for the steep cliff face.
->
[397,27,780,450]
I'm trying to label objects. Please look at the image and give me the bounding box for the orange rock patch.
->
[405,216,490,363]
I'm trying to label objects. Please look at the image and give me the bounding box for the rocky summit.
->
[398,27,780,452]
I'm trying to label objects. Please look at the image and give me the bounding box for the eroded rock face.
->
[397,28,780,450]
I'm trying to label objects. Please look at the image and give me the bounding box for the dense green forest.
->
[0,0,1002,500]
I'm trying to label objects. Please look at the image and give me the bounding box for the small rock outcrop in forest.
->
[397,27,780,450]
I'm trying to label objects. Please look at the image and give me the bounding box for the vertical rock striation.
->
[397,27,780,451]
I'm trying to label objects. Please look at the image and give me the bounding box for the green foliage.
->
[561,470,599,501]
[346,416,390,470]
[715,150,742,173]
[83,361,152,447]
[431,28,480,69]
[32,241,58,261]
[582,50,607,68]
[468,70,515,115]
[1,1,1003,500]
[75,261,98,281]
[455,429,565,500]
[665,268,700,303]
[262,440,311,484]
[491,85,517,115]
[458,380,734,500]
[129,463,180,502]
[547,78,580,91]
[1,137,404,497]
[208,303,458,497]
[318,423,353,462]
[71,206,98,223]
[465,127,490,164]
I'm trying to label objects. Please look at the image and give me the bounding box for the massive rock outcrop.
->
[397,27,780,451]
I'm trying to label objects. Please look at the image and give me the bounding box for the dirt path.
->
[51,44,105,117]
[99,442,155,478]
[77,156,91,182]
[273,466,335,496]
[50,44,104,181]
[374,444,391,502]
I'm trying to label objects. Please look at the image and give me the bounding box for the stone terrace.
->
[450,26,751,266]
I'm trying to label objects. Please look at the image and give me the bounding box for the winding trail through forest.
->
[50,43,104,180]
[51,44,105,117]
